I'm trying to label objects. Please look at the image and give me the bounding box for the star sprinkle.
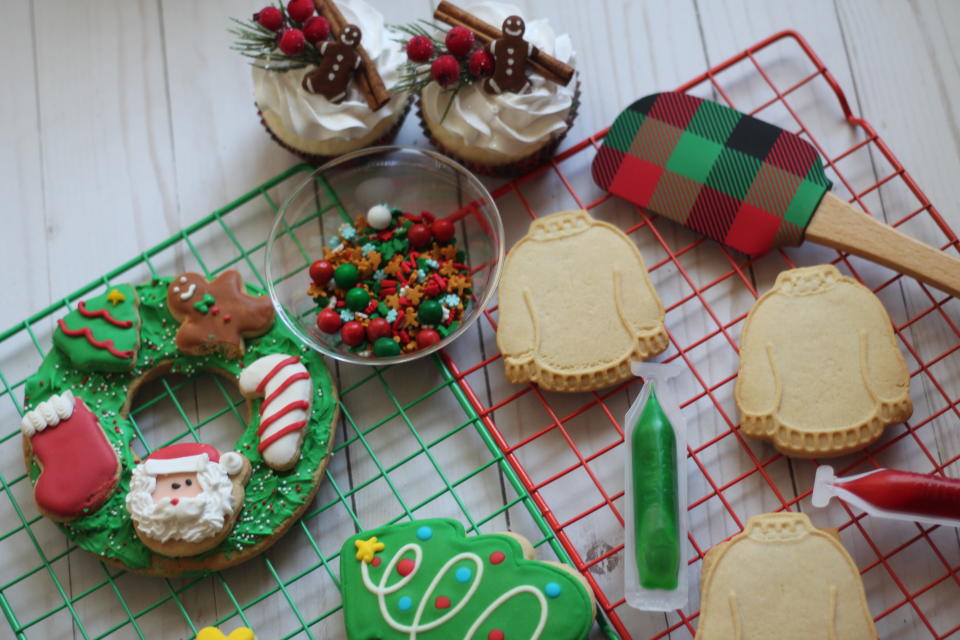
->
[106,289,126,306]
[355,536,385,563]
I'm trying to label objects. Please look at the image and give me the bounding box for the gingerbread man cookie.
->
[167,271,275,358]
[484,15,532,95]
[302,24,363,104]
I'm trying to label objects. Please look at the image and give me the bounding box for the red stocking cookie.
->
[125,442,251,557]
[167,271,275,358]
[21,391,120,521]
[239,354,313,471]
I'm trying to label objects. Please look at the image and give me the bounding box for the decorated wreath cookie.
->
[20,272,338,576]
[340,519,596,639]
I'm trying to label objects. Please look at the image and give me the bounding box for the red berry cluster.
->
[405,27,494,90]
[253,1,330,56]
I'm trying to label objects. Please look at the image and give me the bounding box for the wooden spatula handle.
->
[804,192,960,297]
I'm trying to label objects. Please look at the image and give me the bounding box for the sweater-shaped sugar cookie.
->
[696,512,876,640]
[497,210,668,392]
[736,264,911,457]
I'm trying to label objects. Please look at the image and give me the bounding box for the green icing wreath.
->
[22,276,338,575]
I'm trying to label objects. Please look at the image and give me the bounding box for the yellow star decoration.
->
[355,536,385,563]
[105,289,126,306]
[195,627,255,640]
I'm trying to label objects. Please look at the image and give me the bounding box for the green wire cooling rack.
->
[0,164,616,639]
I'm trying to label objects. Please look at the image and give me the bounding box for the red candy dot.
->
[488,631,505,640]
[309,259,334,285]
[366,317,392,342]
[407,223,432,249]
[397,557,415,576]
[489,551,505,565]
[431,218,455,243]
[435,595,451,609]
[371,557,382,567]
[416,329,441,349]
[341,321,365,346]
[317,308,341,334]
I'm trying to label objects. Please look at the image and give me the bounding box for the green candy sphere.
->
[345,287,370,311]
[373,337,401,357]
[334,263,360,289]
[418,299,443,325]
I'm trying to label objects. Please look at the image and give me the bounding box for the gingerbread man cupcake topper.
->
[484,15,532,94]
[167,271,275,358]
[302,24,364,103]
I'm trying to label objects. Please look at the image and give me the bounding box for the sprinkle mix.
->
[308,205,472,357]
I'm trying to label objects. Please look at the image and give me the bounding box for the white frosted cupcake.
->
[408,2,579,175]
[241,0,411,162]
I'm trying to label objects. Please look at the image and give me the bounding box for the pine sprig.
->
[228,12,324,72]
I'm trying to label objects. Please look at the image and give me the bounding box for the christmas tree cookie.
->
[340,519,596,640]
[53,284,141,372]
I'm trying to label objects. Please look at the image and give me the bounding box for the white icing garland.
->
[21,390,76,437]
[360,542,548,639]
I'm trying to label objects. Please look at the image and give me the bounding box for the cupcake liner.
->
[257,97,412,166]
[417,78,581,178]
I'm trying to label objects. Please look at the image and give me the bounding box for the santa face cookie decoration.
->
[302,24,363,104]
[484,15,532,94]
[125,442,251,556]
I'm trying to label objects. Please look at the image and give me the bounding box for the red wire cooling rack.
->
[442,30,960,639]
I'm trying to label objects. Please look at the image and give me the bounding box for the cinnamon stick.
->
[313,0,391,111]
[434,1,574,86]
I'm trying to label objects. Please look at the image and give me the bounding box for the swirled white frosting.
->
[252,0,407,142]
[421,2,577,157]
[21,391,75,437]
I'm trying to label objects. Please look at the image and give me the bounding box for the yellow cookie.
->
[496,210,668,391]
[195,626,256,640]
[736,264,911,457]
[696,512,876,639]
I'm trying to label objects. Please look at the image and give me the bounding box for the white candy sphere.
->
[366,204,393,230]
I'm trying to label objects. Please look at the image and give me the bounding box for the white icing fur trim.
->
[21,391,75,437]
[143,453,208,476]
[239,353,313,470]
[219,451,244,475]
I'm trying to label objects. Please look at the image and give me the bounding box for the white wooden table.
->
[1,1,958,639]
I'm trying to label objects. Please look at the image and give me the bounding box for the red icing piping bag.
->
[812,465,960,527]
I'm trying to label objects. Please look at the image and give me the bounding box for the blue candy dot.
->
[544,582,561,598]
[417,526,433,541]
[398,596,412,611]
[455,567,472,583]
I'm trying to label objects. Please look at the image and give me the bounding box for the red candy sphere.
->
[340,320,365,346]
[366,317,392,342]
[488,631,505,640]
[445,26,475,57]
[406,35,435,63]
[303,16,330,42]
[254,6,284,31]
[278,28,305,55]
[316,308,341,334]
[416,329,441,349]
[468,49,494,78]
[407,223,432,248]
[431,55,461,89]
[286,0,315,23]
[309,259,334,285]
[431,218,455,243]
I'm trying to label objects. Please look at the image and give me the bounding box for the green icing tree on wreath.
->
[53,284,141,372]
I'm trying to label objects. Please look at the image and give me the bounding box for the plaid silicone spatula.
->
[592,92,960,297]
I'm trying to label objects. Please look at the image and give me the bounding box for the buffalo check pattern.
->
[592,92,833,255]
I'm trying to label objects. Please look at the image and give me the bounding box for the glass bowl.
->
[265,146,504,365]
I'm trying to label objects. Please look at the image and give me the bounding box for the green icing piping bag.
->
[631,384,680,589]
[624,362,689,611]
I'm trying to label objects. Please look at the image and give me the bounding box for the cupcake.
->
[398,2,578,175]
[235,0,410,162]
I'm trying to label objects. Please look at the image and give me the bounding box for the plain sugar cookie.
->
[496,210,668,391]
[735,264,911,457]
[695,512,876,639]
